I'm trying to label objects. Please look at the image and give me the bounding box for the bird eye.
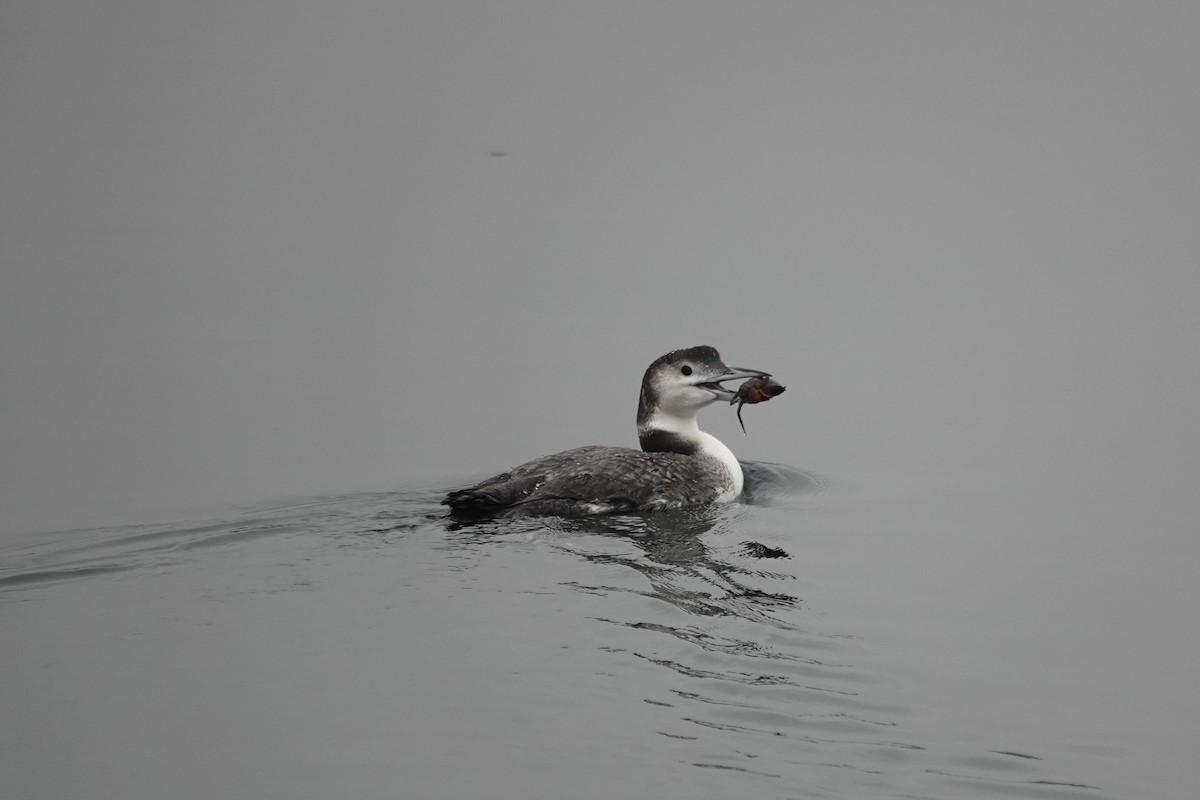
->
[681,365,693,376]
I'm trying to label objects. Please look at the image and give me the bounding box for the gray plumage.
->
[443,444,732,516]
[443,346,773,518]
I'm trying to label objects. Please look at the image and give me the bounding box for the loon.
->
[442,345,773,517]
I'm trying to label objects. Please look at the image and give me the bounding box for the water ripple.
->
[2,480,1129,798]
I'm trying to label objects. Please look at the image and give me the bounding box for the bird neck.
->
[637,411,744,500]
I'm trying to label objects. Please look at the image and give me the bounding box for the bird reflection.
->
[548,506,797,619]
[442,460,813,622]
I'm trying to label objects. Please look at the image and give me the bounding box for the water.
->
[5,4,1199,797]
[4,460,1190,799]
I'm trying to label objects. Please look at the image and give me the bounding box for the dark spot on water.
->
[740,541,790,559]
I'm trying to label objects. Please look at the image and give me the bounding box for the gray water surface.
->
[3,3,1199,798]
[3,457,1193,799]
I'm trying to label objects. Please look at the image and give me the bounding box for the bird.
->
[443,345,774,517]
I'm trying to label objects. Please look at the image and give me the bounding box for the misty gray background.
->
[3,2,1199,535]
[3,3,1200,797]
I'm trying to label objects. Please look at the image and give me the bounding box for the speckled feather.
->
[443,445,732,516]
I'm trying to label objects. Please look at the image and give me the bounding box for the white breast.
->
[695,431,744,502]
